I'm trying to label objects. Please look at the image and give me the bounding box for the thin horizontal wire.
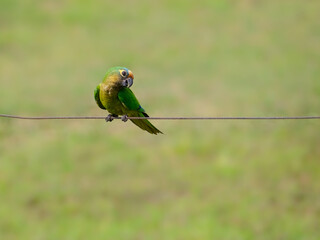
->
[1,114,320,120]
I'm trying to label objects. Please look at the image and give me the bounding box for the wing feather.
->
[94,84,106,110]
[118,88,144,112]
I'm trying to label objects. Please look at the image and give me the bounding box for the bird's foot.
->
[105,114,117,122]
[121,115,128,122]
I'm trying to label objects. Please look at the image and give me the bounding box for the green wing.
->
[118,88,162,134]
[118,88,145,112]
[94,84,106,110]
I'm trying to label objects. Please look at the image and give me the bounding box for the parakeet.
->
[94,66,162,135]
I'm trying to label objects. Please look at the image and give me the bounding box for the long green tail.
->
[130,112,163,135]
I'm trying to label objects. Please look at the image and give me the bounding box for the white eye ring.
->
[121,70,127,77]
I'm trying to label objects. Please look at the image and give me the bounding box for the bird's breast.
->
[100,84,125,115]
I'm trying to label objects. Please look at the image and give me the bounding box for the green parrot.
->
[94,66,162,135]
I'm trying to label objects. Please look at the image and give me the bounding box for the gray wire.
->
[1,114,320,120]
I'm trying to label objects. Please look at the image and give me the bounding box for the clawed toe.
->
[105,114,117,122]
[105,114,127,122]
[121,115,128,122]
[105,115,113,122]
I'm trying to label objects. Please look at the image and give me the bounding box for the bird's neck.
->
[102,78,121,97]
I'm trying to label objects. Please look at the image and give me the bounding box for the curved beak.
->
[122,70,134,88]
[124,77,133,88]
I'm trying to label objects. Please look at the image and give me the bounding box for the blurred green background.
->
[1,0,320,239]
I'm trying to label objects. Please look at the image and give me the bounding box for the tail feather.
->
[130,112,163,135]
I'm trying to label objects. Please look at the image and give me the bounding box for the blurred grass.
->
[1,0,320,239]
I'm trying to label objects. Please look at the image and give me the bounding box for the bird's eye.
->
[121,70,127,77]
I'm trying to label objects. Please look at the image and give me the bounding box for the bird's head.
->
[103,66,134,88]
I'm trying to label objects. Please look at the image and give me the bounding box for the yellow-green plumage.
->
[94,67,162,135]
